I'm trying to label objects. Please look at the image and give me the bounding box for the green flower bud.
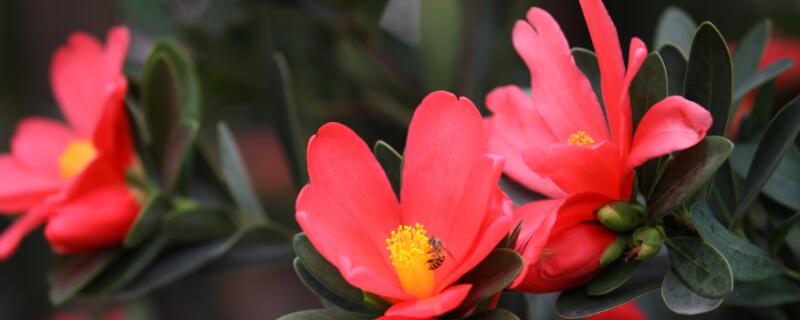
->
[596,202,645,231]
[600,235,627,265]
[631,226,666,260]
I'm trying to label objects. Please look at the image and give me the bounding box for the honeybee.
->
[426,237,456,270]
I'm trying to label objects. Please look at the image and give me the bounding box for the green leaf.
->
[653,7,697,56]
[683,22,733,136]
[293,259,368,313]
[115,0,177,37]
[277,309,372,320]
[49,249,119,305]
[661,269,723,315]
[658,45,688,96]
[648,136,734,219]
[217,123,267,226]
[162,119,199,193]
[691,202,782,281]
[162,207,237,243]
[466,309,520,320]
[768,210,800,255]
[586,260,642,296]
[451,249,524,316]
[572,48,603,107]
[725,276,800,307]
[743,80,777,139]
[731,96,800,227]
[555,254,669,318]
[270,52,307,190]
[141,40,201,186]
[730,143,800,210]
[420,0,462,89]
[373,140,403,197]
[666,236,733,298]
[124,194,171,248]
[83,235,169,294]
[631,52,668,128]
[732,20,772,98]
[292,233,365,309]
[733,59,794,103]
[116,231,244,299]
[499,176,544,206]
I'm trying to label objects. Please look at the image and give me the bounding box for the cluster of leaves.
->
[549,8,800,318]
[48,40,295,305]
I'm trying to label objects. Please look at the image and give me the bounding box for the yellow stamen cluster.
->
[59,140,98,179]
[567,130,595,146]
[386,223,435,299]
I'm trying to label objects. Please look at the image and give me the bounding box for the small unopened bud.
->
[597,202,645,231]
[630,226,665,260]
[600,235,627,265]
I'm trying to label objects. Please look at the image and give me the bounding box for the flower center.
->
[59,140,98,179]
[385,223,435,299]
[567,130,595,146]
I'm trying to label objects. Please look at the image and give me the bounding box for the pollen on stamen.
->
[385,223,435,299]
[567,130,595,146]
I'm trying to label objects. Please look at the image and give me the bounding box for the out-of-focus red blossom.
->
[730,32,800,137]
[296,91,514,318]
[0,26,139,258]
[485,0,712,292]
[586,302,647,320]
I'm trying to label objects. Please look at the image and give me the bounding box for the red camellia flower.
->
[296,91,513,318]
[485,0,712,292]
[0,26,139,258]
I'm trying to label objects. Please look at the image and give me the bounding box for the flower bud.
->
[596,202,644,231]
[600,235,627,265]
[630,226,665,260]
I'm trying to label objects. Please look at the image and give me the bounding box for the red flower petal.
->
[587,302,648,320]
[522,142,626,199]
[92,81,132,170]
[627,96,712,170]
[0,156,61,212]
[384,284,472,318]
[11,117,76,177]
[512,8,607,142]
[510,199,560,288]
[485,85,564,197]
[296,122,404,299]
[0,202,54,260]
[44,184,139,254]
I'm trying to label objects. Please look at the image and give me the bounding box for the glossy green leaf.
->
[124,193,171,248]
[293,259,368,313]
[162,207,237,243]
[691,202,782,281]
[116,231,244,299]
[141,40,201,185]
[573,48,603,107]
[586,260,642,296]
[83,235,169,294]
[555,254,669,319]
[162,119,199,193]
[49,249,119,305]
[653,7,697,56]
[734,60,794,104]
[631,52,668,128]
[731,96,800,227]
[684,22,733,136]
[373,140,403,197]
[277,309,372,320]
[730,143,800,210]
[217,123,268,226]
[648,136,734,219]
[725,276,800,307]
[768,210,800,255]
[666,236,733,298]
[659,45,688,96]
[743,80,777,139]
[661,269,723,315]
[466,309,520,320]
[451,249,524,316]
[293,233,365,308]
[270,52,307,190]
[420,0,462,89]
[732,20,771,98]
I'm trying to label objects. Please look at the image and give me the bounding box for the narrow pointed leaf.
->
[732,20,771,95]
[659,45,688,96]
[83,235,169,294]
[661,269,723,315]
[730,143,800,210]
[666,236,733,298]
[373,140,402,197]
[654,7,697,55]
[163,207,237,243]
[124,194,171,248]
[684,22,733,136]
[292,233,365,308]
[163,119,199,194]
[648,136,734,219]
[731,96,800,228]
[743,80,777,139]
[270,53,307,190]
[733,59,794,102]
[217,123,268,225]
[768,210,800,255]
[631,52,669,128]
[49,249,119,305]
[691,202,782,281]
[586,260,642,296]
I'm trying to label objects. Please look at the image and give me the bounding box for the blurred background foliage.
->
[0,0,799,319]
